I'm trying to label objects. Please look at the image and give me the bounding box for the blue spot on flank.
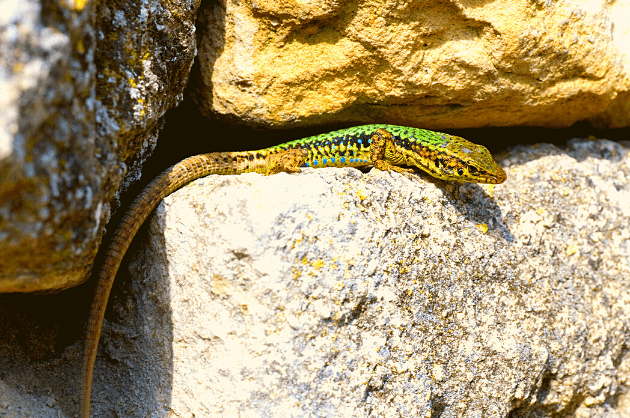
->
[358,139,362,144]
[331,158,336,163]
[350,158,354,163]
[305,162,310,167]
[341,157,345,163]
[323,158,328,164]
[313,160,319,166]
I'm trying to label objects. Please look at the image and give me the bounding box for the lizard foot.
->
[266,149,308,175]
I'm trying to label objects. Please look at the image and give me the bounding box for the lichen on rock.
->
[0,0,200,293]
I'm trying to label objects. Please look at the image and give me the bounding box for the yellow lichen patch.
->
[476,223,488,234]
[312,259,325,270]
[566,244,579,256]
[357,189,369,202]
[76,39,86,54]
[73,0,88,11]
[292,266,302,280]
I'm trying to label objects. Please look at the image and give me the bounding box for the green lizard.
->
[80,125,506,417]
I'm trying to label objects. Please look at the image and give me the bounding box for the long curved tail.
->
[80,150,306,417]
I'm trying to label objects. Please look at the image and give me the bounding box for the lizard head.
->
[408,134,507,184]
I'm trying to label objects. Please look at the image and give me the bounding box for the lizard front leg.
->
[369,129,415,174]
[265,149,308,175]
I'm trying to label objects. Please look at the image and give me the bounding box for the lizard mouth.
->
[492,166,507,184]
[457,164,507,184]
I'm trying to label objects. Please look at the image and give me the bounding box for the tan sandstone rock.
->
[196,0,630,130]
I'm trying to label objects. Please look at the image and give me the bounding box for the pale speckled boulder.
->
[72,139,630,417]
[196,0,630,130]
[0,0,199,293]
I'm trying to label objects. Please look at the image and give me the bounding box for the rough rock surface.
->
[196,0,630,130]
[71,138,629,417]
[0,0,199,293]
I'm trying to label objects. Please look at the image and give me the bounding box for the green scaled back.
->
[267,124,506,184]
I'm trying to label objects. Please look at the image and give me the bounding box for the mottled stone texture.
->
[0,0,199,293]
[196,0,630,130]
[69,139,626,417]
[0,138,628,417]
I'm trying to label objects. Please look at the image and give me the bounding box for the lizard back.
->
[268,124,506,183]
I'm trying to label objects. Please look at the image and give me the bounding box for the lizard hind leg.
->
[265,148,308,175]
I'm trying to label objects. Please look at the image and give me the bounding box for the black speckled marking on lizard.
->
[267,124,506,184]
[80,125,505,418]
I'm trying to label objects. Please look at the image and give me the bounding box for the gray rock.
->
[0,0,100,293]
[0,138,627,417]
[0,379,66,418]
[0,0,200,293]
[80,138,629,417]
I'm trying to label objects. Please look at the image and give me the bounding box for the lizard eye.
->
[467,165,478,174]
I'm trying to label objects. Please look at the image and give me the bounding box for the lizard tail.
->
[80,154,226,418]
[79,149,307,417]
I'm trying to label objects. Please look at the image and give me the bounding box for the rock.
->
[0,380,63,418]
[0,0,200,293]
[196,0,630,129]
[93,0,200,206]
[77,138,630,416]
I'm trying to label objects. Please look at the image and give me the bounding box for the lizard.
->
[80,124,506,417]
